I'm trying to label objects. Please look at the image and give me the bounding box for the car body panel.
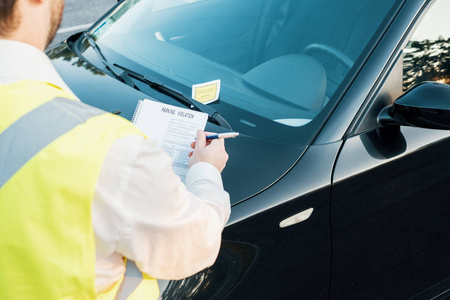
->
[160,141,341,299]
[331,126,450,299]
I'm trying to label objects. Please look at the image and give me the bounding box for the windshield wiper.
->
[113,63,232,129]
[84,33,136,88]
[83,34,231,129]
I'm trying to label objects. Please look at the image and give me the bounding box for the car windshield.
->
[85,0,402,144]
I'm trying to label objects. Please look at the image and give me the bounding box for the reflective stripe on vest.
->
[121,260,160,300]
[98,260,160,300]
[0,80,158,300]
[0,97,104,188]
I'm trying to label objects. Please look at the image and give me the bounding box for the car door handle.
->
[279,208,314,228]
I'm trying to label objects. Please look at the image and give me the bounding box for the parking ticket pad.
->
[132,99,208,182]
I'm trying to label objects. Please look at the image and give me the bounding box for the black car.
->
[48,0,450,298]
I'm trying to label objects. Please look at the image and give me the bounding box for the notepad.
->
[132,99,208,182]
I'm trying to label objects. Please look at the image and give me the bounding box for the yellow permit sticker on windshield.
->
[192,79,221,104]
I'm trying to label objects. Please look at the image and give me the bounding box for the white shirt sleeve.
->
[92,135,230,292]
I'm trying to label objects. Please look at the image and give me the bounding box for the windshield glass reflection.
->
[86,0,402,144]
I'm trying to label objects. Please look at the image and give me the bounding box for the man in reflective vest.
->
[0,0,231,299]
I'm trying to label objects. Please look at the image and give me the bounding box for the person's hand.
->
[188,130,229,173]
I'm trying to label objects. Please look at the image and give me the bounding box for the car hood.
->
[47,42,306,205]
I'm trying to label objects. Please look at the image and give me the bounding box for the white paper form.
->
[132,99,208,181]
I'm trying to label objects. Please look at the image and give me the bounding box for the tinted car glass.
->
[83,0,402,145]
[404,0,450,90]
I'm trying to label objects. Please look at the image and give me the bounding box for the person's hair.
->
[0,0,19,34]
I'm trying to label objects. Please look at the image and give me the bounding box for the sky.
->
[411,1,450,41]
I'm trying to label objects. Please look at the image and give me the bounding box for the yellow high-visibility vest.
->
[0,80,159,300]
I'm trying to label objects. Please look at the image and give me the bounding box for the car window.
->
[86,0,403,144]
[404,0,450,90]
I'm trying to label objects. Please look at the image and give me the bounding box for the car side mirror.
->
[378,82,450,130]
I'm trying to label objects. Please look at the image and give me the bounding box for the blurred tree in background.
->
[404,37,450,90]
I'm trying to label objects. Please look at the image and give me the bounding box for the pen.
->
[206,132,239,139]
